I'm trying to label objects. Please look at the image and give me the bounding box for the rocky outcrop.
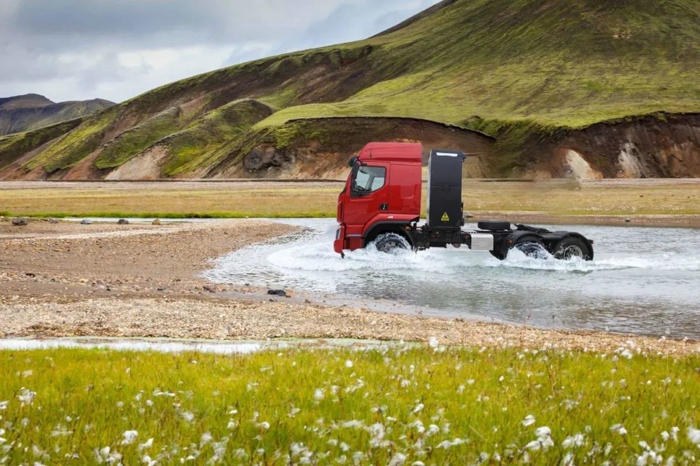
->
[524,114,700,179]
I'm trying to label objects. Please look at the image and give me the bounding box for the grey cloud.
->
[0,0,440,102]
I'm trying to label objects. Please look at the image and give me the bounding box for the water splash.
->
[207,219,700,338]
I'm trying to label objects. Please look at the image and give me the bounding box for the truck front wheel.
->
[373,233,410,253]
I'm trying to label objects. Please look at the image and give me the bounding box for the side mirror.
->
[348,156,359,167]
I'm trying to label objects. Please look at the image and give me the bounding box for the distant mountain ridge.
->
[0,94,115,136]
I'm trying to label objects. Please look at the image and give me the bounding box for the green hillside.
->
[3,0,700,179]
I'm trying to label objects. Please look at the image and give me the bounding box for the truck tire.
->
[515,240,548,259]
[373,233,410,253]
[553,237,593,261]
[490,237,543,261]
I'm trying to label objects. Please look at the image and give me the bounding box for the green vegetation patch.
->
[0,119,83,170]
[1,346,699,464]
[24,109,117,173]
[95,107,183,169]
[161,100,273,177]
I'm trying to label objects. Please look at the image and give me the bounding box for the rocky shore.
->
[1,217,698,355]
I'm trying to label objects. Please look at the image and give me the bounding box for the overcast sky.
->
[0,0,440,104]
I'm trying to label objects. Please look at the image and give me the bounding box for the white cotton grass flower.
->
[387,453,407,466]
[138,438,153,451]
[181,411,195,423]
[562,434,585,449]
[611,424,628,435]
[121,430,138,445]
[0,400,7,410]
[17,388,36,406]
[688,427,700,445]
[412,403,424,414]
[345,360,354,368]
[257,421,270,430]
[314,389,325,401]
[526,426,554,451]
[522,415,536,427]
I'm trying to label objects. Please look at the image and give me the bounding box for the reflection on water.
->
[206,220,700,339]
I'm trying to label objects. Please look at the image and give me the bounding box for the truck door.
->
[344,164,389,228]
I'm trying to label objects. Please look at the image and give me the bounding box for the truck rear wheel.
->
[373,233,410,253]
[490,237,544,261]
[554,237,593,261]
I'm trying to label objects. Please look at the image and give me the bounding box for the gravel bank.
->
[1,217,699,354]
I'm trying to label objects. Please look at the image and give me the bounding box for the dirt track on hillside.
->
[1,218,699,355]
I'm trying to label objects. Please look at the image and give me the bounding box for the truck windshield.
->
[352,166,386,195]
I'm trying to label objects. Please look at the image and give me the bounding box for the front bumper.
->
[333,225,345,255]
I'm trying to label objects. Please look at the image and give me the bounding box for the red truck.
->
[334,142,594,261]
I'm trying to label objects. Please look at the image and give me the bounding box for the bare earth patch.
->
[1,217,699,354]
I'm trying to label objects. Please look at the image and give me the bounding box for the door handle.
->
[380,204,389,211]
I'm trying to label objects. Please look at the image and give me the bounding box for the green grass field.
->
[1,346,699,464]
[2,181,700,219]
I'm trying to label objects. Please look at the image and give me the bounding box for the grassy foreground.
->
[1,346,700,465]
[2,180,700,219]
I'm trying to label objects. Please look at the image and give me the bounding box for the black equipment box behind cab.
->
[427,149,466,230]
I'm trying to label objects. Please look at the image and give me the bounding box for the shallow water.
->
[207,219,700,339]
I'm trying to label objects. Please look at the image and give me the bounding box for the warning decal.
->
[441,212,450,222]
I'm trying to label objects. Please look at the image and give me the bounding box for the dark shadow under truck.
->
[333,142,594,261]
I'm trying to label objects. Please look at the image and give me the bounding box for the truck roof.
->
[357,142,422,163]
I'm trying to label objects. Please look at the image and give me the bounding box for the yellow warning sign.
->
[441,212,450,222]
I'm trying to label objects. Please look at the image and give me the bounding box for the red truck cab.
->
[334,142,422,255]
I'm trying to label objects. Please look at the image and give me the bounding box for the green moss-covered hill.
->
[0,94,114,137]
[3,0,700,180]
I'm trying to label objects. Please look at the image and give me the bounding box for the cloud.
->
[0,0,440,103]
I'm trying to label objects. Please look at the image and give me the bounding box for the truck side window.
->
[352,166,386,196]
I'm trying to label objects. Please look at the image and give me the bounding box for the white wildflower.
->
[562,434,585,449]
[661,431,670,442]
[141,455,157,466]
[426,424,440,437]
[671,427,680,441]
[181,411,195,423]
[345,360,354,368]
[409,420,425,434]
[611,424,628,436]
[138,438,153,451]
[0,401,7,410]
[388,453,406,466]
[340,442,350,452]
[121,430,138,445]
[341,420,364,429]
[522,415,536,427]
[200,432,212,447]
[562,452,575,465]
[413,403,424,414]
[314,389,325,401]
[257,421,270,431]
[688,427,700,445]
[17,388,36,406]
[428,337,439,349]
